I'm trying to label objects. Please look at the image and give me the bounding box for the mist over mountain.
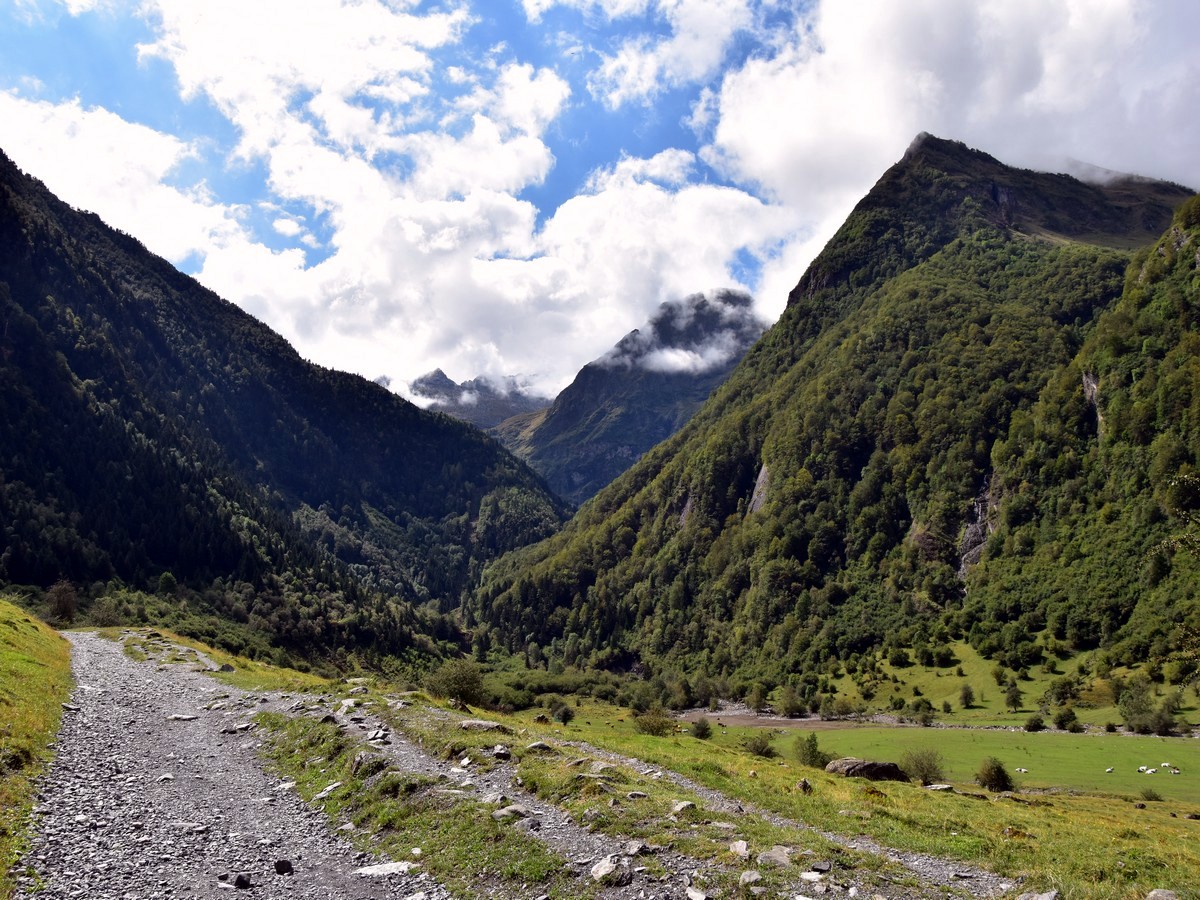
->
[473,135,1196,687]
[407,370,551,430]
[0,147,564,662]
[491,289,766,506]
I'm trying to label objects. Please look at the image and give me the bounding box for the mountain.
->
[472,134,1195,688]
[0,147,565,661]
[491,290,765,506]
[408,370,550,429]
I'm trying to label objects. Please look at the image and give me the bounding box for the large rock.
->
[459,719,511,733]
[825,757,909,782]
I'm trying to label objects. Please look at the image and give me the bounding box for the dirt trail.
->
[15,631,445,900]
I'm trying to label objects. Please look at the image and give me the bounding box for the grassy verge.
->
[0,598,72,897]
[255,712,589,899]
[114,626,332,693]
[545,701,1200,898]
[377,700,934,895]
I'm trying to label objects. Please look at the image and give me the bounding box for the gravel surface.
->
[15,631,446,900]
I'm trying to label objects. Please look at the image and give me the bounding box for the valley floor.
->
[17,631,1192,899]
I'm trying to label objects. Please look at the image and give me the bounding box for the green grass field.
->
[0,597,72,898]
[814,725,1200,804]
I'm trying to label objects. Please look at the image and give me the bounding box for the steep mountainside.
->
[491,290,765,506]
[0,148,564,659]
[408,369,550,429]
[472,135,1194,685]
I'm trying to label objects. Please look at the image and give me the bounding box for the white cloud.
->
[588,0,754,107]
[700,0,1200,318]
[8,0,1199,402]
[272,217,303,237]
[0,92,246,264]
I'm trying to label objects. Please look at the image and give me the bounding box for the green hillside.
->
[0,148,564,664]
[472,135,1194,691]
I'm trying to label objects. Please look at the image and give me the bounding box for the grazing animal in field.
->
[1105,767,1114,773]
[1015,767,1028,773]
[1138,766,1148,773]
[1147,768,1158,774]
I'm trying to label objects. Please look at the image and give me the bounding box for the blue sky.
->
[1,0,1198,396]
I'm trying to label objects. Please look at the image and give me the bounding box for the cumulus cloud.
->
[0,92,246,264]
[699,0,1200,319]
[589,0,754,107]
[6,0,1198,401]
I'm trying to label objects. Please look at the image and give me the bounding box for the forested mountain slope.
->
[492,290,765,506]
[0,148,564,660]
[472,134,1194,684]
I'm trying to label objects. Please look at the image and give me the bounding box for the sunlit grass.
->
[0,597,72,897]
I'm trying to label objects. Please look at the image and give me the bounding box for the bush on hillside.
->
[742,731,776,758]
[633,706,674,736]
[795,732,832,768]
[976,757,1014,792]
[425,658,485,707]
[690,716,712,739]
[901,747,946,786]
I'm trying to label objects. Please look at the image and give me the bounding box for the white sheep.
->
[1147,768,1158,774]
[1105,767,1114,773]
[1015,767,1029,773]
[1138,766,1147,772]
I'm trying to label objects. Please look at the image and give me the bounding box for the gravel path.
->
[14,631,446,900]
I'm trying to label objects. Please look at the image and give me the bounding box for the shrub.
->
[742,731,776,758]
[1024,714,1045,732]
[959,684,975,709]
[746,682,770,713]
[424,658,485,706]
[976,757,1014,792]
[1141,787,1163,802]
[551,703,574,725]
[690,716,712,740]
[901,747,945,786]
[633,707,674,737]
[776,684,806,717]
[795,732,832,768]
[1052,707,1077,731]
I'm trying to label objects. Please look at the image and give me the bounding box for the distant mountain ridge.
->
[408,369,551,429]
[490,289,765,506]
[0,147,564,661]
[473,135,1196,685]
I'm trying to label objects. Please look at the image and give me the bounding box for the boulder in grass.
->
[459,719,511,733]
[824,757,909,782]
